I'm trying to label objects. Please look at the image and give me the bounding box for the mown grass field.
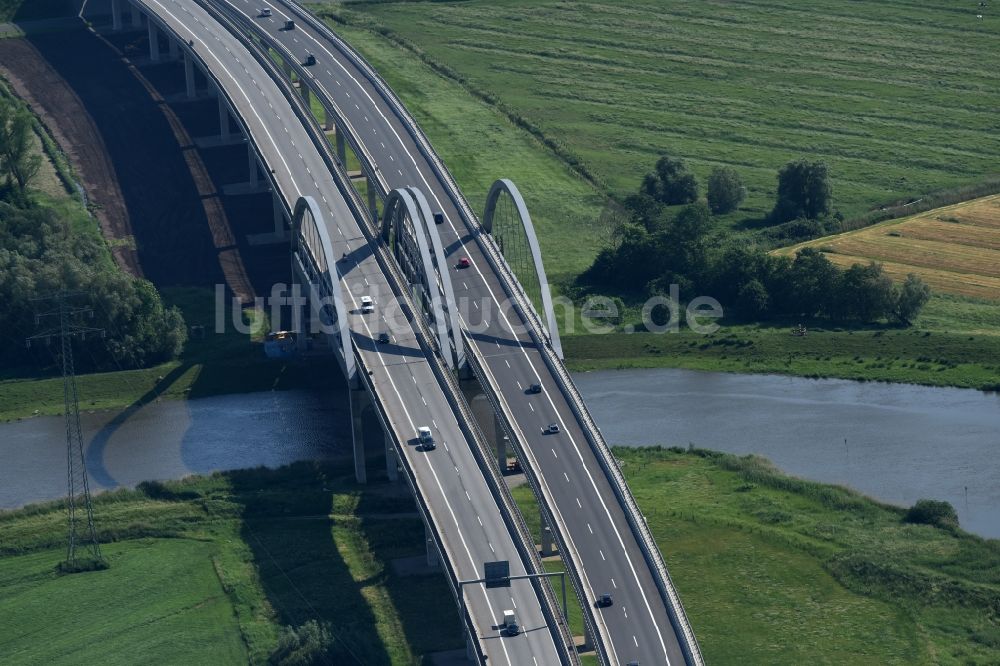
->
[0,462,462,664]
[782,195,1000,300]
[343,0,1000,229]
[514,448,1000,665]
[309,4,609,284]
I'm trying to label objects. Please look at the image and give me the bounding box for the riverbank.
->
[4,452,996,664]
[0,287,341,422]
[0,461,461,664]
[564,294,1000,390]
[516,448,1000,664]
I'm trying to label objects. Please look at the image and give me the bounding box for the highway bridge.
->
[112,1,575,663]
[103,0,703,663]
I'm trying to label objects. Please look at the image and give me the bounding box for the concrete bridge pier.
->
[425,521,439,567]
[183,52,196,98]
[272,193,287,237]
[335,131,346,164]
[111,0,122,31]
[540,507,556,556]
[147,20,160,61]
[367,183,378,224]
[168,36,179,60]
[349,386,369,485]
[495,417,508,471]
[323,107,335,132]
[384,434,399,482]
[301,81,311,107]
[582,622,595,653]
[217,94,231,139]
[248,144,259,188]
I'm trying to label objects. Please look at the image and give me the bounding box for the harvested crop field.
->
[781,195,1000,300]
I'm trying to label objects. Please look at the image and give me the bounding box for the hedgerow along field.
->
[782,194,1000,300]
[341,0,1000,232]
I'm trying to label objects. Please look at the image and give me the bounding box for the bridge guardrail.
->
[203,3,578,661]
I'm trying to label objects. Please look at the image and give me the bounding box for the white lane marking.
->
[576,498,582,509]
[587,523,593,534]
[432,419,437,428]
[511,597,517,609]
[624,607,629,618]
[489,542,495,554]
[563,473,569,482]
[465,491,472,501]
[528,404,534,412]
[633,636,639,647]
[551,449,557,459]
[516,381,522,390]
[421,396,427,406]
[477,515,483,526]
[600,550,606,561]
[612,578,617,589]
[505,359,511,369]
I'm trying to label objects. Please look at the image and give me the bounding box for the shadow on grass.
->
[354,484,465,661]
[228,461,395,666]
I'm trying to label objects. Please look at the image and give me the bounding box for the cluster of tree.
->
[1,197,185,372]
[1,92,186,372]
[0,96,41,206]
[635,153,835,224]
[638,155,746,214]
[584,199,931,325]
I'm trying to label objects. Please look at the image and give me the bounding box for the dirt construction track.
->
[0,25,263,298]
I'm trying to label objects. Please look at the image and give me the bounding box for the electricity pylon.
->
[27,291,105,567]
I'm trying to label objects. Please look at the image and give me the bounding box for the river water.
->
[2,370,998,539]
[573,368,1000,539]
[0,390,347,510]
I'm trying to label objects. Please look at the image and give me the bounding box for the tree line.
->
[585,154,930,325]
[0,94,185,371]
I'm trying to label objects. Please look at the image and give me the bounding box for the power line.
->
[27,290,106,567]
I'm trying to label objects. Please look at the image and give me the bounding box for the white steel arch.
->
[291,195,356,382]
[482,178,564,359]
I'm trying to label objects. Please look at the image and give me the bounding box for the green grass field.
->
[0,461,462,664]
[515,448,1000,664]
[342,0,1000,230]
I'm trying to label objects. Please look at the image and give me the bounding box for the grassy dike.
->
[562,294,1000,390]
[516,448,1000,665]
[0,461,462,665]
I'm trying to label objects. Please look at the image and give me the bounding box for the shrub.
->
[269,620,336,666]
[904,499,959,530]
